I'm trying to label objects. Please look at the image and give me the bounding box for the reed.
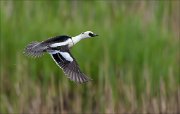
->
[0,1,179,113]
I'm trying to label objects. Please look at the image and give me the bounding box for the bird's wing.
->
[24,35,71,57]
[49,46,91,83]
[24,42,48,57]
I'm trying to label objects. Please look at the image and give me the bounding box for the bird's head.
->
[79,31,98,39]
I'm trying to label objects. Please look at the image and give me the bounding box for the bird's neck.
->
[71,35,83,45]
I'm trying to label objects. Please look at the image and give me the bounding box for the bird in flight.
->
[24,31,98,83]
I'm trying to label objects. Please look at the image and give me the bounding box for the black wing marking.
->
[24,35,71,57]
[42,35,71,44]
[50,46,91,83]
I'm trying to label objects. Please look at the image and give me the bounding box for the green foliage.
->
[0,1,179,113]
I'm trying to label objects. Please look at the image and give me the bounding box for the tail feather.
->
[24,42,47,57]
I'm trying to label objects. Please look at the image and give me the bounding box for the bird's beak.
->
[92,34,98,37]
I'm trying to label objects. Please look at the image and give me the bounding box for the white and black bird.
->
[24,31,98,83]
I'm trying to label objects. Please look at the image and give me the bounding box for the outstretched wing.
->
[24,42,48,57]
[24,35,71,57]
[49,46,91,83]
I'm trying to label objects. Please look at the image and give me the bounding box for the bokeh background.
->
[0,1,179,113]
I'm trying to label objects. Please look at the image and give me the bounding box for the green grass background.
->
[0,1,179,113]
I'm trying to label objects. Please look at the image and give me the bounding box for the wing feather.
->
[50,46,91,83]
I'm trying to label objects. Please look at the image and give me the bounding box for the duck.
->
[24,31,98,83]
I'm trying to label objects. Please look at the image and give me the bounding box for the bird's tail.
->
[24,42,47,57]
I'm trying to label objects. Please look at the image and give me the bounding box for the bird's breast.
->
[68,39,74,48]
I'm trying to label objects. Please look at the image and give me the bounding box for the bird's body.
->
[24,31,98,83]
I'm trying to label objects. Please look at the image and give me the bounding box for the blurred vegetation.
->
[0,1,179,113]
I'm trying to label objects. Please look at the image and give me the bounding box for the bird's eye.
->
[82,32,84,34]
[89,33,93,37]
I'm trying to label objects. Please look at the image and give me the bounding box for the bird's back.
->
[24,35,71,57]
[42,35,71,44]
